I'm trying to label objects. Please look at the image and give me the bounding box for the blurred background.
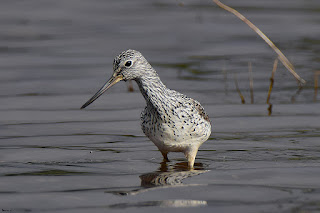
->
[0,0,320,212]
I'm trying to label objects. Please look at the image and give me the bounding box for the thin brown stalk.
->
[267,104,273,116]
[291,86,303,103]
[267,59,278,116]
[127,80,134,92]
[267,59,278,104]
[234,73,245,104]
[248,62,254,104]
[213,0,306,86]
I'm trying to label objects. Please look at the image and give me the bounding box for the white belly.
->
[141,107,211,153]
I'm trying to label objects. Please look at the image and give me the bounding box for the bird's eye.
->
[124,61,132,67]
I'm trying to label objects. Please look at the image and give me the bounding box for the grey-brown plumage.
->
[81,49,211,168]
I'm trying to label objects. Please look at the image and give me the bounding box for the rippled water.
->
[1,0,320,212]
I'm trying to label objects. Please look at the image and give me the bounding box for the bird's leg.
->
[161,152,170,162]
[184,147,198,169]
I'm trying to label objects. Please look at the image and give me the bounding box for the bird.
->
[81,49,211,168]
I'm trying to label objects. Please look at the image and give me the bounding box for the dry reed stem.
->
[267,104,272,116]
[213,0,306,86]
[234,73,245,104]
[291,86,303,103]
[127,80,134,92]
[314,71,320,101]
[267,58,278,104]
[267,59,278,116]
[248,62,254,104]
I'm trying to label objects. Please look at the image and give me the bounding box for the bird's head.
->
[80,49,148,109]
[112,49,150,81]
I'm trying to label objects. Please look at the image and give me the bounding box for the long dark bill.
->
[80,75,123,109]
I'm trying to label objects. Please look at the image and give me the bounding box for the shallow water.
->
[1,0,320,212]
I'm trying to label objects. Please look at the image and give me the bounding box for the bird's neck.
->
[135,73,169,110]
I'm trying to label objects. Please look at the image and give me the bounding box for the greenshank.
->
[81,49,211,168]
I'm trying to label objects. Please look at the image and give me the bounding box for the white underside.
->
[142,118,211,154]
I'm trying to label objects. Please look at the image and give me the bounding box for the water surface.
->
[0,0,320,212]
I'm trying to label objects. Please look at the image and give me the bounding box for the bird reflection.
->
[140,161,208,187]
[108,161,208,196]
[109,199,207,209]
